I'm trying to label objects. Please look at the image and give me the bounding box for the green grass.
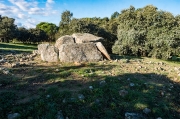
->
[0,43,37,53]
[0,43,180,119]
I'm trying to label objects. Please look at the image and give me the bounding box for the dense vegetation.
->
[112,5,180,60]
[1,5,180,59]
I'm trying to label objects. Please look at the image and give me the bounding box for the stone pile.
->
[38,33,111,62]
[0,52,37,68]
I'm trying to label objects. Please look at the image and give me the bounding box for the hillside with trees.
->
[0,5,180,60]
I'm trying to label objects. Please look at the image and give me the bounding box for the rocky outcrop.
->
[95,42,111,60]
[38,33,111,62]
[41,45,59,62]
[55,35,75,49]
[72,33,103,43]
[59,43,103,62]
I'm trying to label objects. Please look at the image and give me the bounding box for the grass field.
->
[0,43,180,119]
[0,43,37,53]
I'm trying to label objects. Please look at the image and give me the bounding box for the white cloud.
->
[17,13,29,19]
[0,3,20,15]
[9,0,30,11]
[46,0,54,9]
[0,0,57,28]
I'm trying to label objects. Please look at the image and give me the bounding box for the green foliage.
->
[0,16,17,43]
[27,28,47,43]
[60,10,73,25]
[111,11,119,19]
[112,5,180,60]
[36,22,58,42]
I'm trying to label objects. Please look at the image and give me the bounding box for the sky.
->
[0,0,180,28]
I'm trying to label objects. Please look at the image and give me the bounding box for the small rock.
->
[19,58,24,62]
[156,117,162,119]
[119,89,128,97]
[130,83,135,87]
[123,59,129,63]
[89,86,93,90]
[125,112,142,119]
[127,78,130,81]
[0,67,4,71]
[57,110,64,119]
[11,62,20,68]
[62,99,66,103]
[143,108,151,114]
[55,69,59,72]
[99,80,106,85]
[0,84,2,86]
[95,99,100,104]
[0,58,5,63]
[3,70,9,75]
[158,62,164,65]
[138,66,142,69]
[174,67,179,71]
[114,59,118,62]
[8,113,20,119]
[78,94,85,100]
[46,95,51,98]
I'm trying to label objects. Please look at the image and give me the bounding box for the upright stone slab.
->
[72,33,103,43]
[59,43,103,62]
[95,42,111,60]
[55,35,75,49]
[41,45,59,62]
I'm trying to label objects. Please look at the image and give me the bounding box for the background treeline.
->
[0,5,180,60]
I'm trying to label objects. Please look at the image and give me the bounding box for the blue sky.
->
[0,0,180,28]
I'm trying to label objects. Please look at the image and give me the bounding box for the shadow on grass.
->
[111,54,143,60]
[0,63,180,119]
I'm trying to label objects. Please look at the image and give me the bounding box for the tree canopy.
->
[36,22,58,42]
[0,16,17,42]
[112,5,180,60]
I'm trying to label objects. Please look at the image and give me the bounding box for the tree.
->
[112,5,180,60]
[36,22,58,42]
[16,27,29,43]
[60,10,73,26]
[111,11,119,19]
[0,16,17,42]
[27,28,47,43]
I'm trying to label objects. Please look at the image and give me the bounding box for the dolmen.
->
[37,33,111,62]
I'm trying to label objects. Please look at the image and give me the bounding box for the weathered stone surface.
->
[95,42,111,60]
[55,35,75,49]
[38,43,49,54]
[41,45,59,62]
[72,33,103,43]
[143,108,151,114]
[8,113,20,119]
[125,112,143,119]
[59,43,103,62]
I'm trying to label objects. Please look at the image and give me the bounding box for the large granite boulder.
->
[41,45,59,62]
[59,43,103,62]
[72,33,103,43]
[55,35,75,49]
[38,43,49,54]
